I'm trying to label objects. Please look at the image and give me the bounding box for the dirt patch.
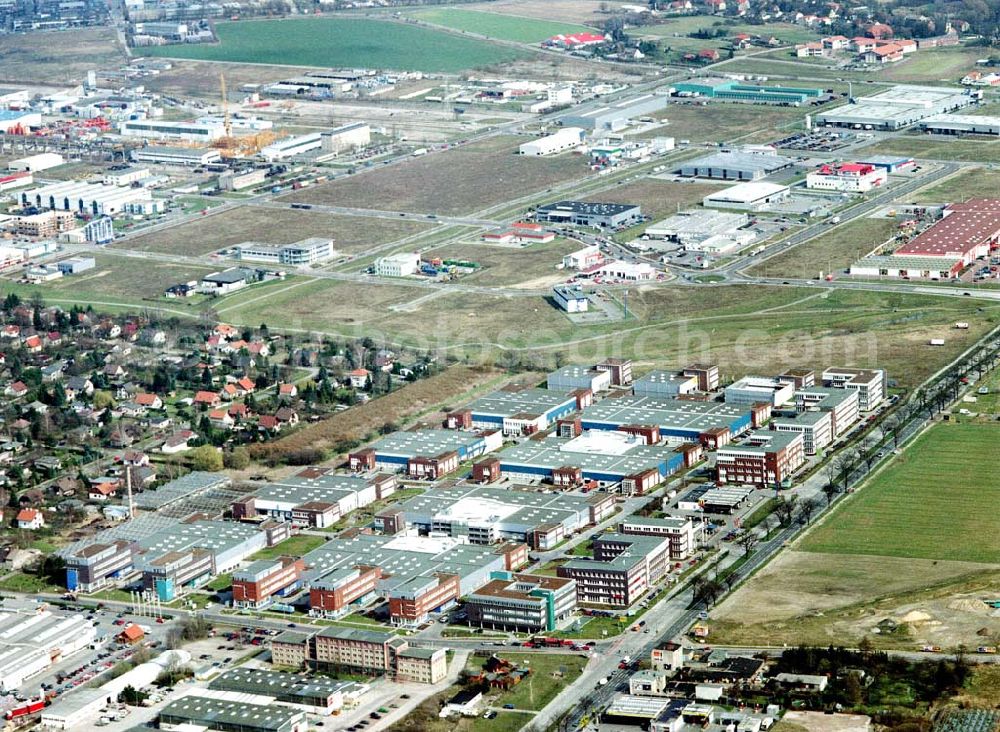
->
[782,712,871,732]
[465,0,610,25]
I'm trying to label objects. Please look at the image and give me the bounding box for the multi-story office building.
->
[618,515,698,559]
[715,431,805,487]
[387,574,461,627]
[309,565,382,618]
[232,557,305,609]
[821,367,886,411]
[64,540,135,592]
[465,572,577,632]
[558,533,671,607]
[771,409,833,455]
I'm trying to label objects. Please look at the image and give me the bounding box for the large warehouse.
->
[519,127,585,156]
[919,113,1000,136]
[0,610,96,690]
[893,198,1000,266]
[678,149,794,180]
[673,78,823,105]
[20,180,154,216]
[703,181,790,211]
[579,394,758,444]
[644,209,755,253]
[559,93,668,130]
[349,429,503,478]
[119,118,227,142]
[816,85,973,130]
[450,386,580,435]
[535,200,642,228]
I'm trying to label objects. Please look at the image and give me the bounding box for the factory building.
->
[806,162,888,192]
[465,572,578,632]
[771,409,833,454]
[547,364,612,393]
[920,113,1000,136]
[131,146,222,166]
[64,539,136,593]
[0,171,31,192]
[816,85,973,130]
[0,610,97,690]
[232,557,305,609]
[644,209,755,253]
[348,429,502,479]
[321,122,371,155]
[498,430,685,493]
[482,221,556,245]
[536,200,642,228]
[261,132,323,161]
[619,514,699,559]
[715,431,805,487]
[703,181,790,211]
[236,237,335,265]
[120,119,227,142]
[559,93,668,131]
[850,254,963,280]
[8,152,64,172]
[855,154,916,173]
[374,251,420,277]
[553,284,589,312]
[451,386,579,435]
[673,78,823,105]
[20,180,153,217]
[209,667,358,715]
[374,483,614,549]
[679,149,794,181]
[519,127,586,156]
[725,375,797,407]
[158,695,307,732]
[893,198,1000,267]
[0,110,41,133]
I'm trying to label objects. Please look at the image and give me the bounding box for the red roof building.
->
[194,390,221,407]
[895,199,1000,265]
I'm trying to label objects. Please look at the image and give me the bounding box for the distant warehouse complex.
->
[559,93,668,131]
[920,113,1000,136]
[672,78,823,105]
[816,85,973,130]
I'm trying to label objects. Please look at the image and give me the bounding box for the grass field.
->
[464,653,588,711]
[636,15,819,45]
[802,422,1000,563]
[910,167,1000,203]
[408,7,595,42]
[749,216,900,279]
[464,0,610,25]
[859,135,1000,164]
[117,207,430,257]
[252,534,328,560]
[0,26,125,85]
[422,240,579,288]
[143,17,527,73]
[582,178,726,223]
[283,136,587,216]
[640,103,807,144]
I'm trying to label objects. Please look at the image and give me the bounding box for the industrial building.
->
[0,110,41,133]
[119,118,227,142]
[321,122,371,155]
[715,431,805,487]
[20,179,154,216]
[547,364,612,393]
[235,237,335,265]
[535,200,642,228]
[806,162,888,192]
[557,532,672,607]
[619,514,699,559]
[260,132,323,161]
[855,154,916,173]
[673,78,823,105]
[893,198,1000,266]
[131,146,222,166]
[816,85,973,130]
[562,244,604,269]
[559,93,668,131]
[920,113,1000,136]
[553,284,589,312]
[219,168,268,191]
[850,253,964,280]
[644,209,755,254]
[209,668,360,715]
[449,385,580,435]
[8,152,64,172]
[725,375,797,407]
[465,571,578,632]
[519,127,585,156]
[703,181,790,211]
[498,430,686,493]
[374,483,615,550]
[57,257,96,274]
[0,610,97,690]
[232,469,396,529]
[375,251,420,277]
[158,694,307,732]
[482,221,556,245]
[348,428,503,479]
[580,393,759,446]
[679,149,794,181]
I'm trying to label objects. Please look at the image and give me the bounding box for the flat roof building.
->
[816,85,973,130]
[158,693,307,732]
[559,93,668,130]
[580,394,758,445]
[547,364,612,393]
[466,571,577,632]
[236,237,335,265]
[716,431,805,488]
[535,200,642,228]
[457,386,579,435]
[131,146,222,166]
[349,428,502,479]
[703,181,790,211]
[120,118,227,142]
[920,113,1000,135]
[678,150,794,181]
[644,209,754,253]
[725,375,796,407]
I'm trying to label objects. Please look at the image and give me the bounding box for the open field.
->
[143,17,528,73]
[464,653,588,711]
[0,27,124,85]
[748,216,899,279]
[860,135,1000,164]
[802,422,1000,563]
[116,207,430,257]
[141,61,300,101]
[708,551,1000,649]
[582,178,726,223]
[422,240,579,287]
[251,534,327,560]
[218,278,1000,388]
[876,46,989,83]
[407,8,595,41]
[640,103,808,144]
[910,167,1000,203]
[248,365,504,462]
[283,136,588,215]
[635,16,820,45]
[464,0,612,25]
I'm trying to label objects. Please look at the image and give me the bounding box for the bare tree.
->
[738,530,759,556]
[775,494,798,526]
[821,482,838,507]
[798,496,820,525]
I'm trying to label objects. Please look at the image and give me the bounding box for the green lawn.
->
[251,534,327,560]
[911,167,1000,203]
[144,18,527,73]
[408,8,594,42]
[465,653,588,711]
[0,572,61,594]
[205,573,233,592]
[802,422,1000,563]
[859,135,1000,164]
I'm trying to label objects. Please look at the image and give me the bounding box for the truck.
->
[977,646,997,654]
[412,148,428,157]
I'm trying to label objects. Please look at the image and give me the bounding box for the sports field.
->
[143,18,527,73]
[802,422,1000,564]
[408,8,595,42]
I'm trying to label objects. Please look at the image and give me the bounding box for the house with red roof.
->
[22,335,42,353]
[864,43,904,63]
[852,37,879,52]
[88,481,120,501]
[258,414,281,433]
[118,624,144,644]
[278,383,298,398]
[543,32,607,49]
[135,393,163,409]
[5,381,28,398]
[228,403,250,422]
[348,368,371,389]
[16,508,44,530]
[698,48,721,61]
[209,409,235,429]
[194,390,221,408]
[867,22,893,39]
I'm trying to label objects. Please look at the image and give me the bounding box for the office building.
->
[715,431,805,487]
[232,557,305,609]
[771,409,833,454]
[725,375,796,407]
[465,571,577,632]
[821,367,885,411]
[557,533,671,607]
[374,251,420,277]
[619,515,698,559]
[806,162,888,192]
[535,200,642,228]
[236,237,335,265]
[387,573,461,627]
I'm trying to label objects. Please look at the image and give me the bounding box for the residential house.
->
[278,383,298,399]
[209,409,235,430]
[348,369,370,389]
[135,393,163,410]
[194,391,222,408]
[15,508,44,530]
[162,430,196,454]
[5,381,28,398]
